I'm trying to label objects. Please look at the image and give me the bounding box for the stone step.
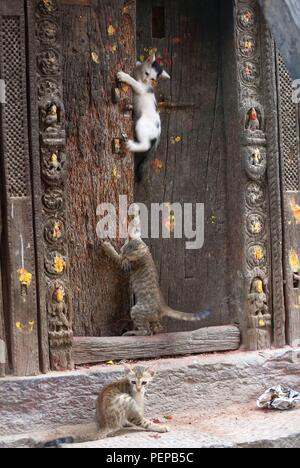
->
[1,404,299,448]
[65,404,300,448]
[0,347,299,445]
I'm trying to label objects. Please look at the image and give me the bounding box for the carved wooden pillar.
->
[223,0,286,349]
[35,0,73,370]
[0,0,41,376]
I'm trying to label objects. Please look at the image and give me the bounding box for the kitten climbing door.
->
[0,0,42,376]
[136,0,230,332]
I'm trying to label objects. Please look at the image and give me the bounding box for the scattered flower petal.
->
[108,24,117,36]
[173,37,183,45]
[18,268,33,287]
[92,52,99,64]
[290,249,300,272]
[154,159,163,173]
[54,256,66,274]
[170,136,182,144]
[290,198,300,224]
[151,418,163,424]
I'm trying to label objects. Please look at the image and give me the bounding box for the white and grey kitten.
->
[117,54,170,182]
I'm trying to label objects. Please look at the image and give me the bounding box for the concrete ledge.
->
[0,347,299,437]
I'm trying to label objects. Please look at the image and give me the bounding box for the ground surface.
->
[1,348,299,448]
[65,403,300,448]
[1,403,299,448]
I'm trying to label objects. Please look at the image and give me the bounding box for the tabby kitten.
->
[102,239,209,336]
[96,365,169,438]
[39,365,168,447]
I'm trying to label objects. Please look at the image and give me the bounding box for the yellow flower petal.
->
[290,249,300,272]
[108,25,116,36]
[92,52,99,64]
[254,247,264,261]
[54,256,66,274]
[18,268,33,287]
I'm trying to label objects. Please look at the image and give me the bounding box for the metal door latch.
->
[112,132,128,156]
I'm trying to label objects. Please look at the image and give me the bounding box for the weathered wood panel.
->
[73,326,241,364]
[136,0,230,333]
[0,229,5,377]
[26,0,50,373]
[282,192,300,345]
[62,0,136,336]
[0,106,6,377]
[0,0,40,375]
[221,0,247,339]
[258,0,300,80]
[276,53,300,345]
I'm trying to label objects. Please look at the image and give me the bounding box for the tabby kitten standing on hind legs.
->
[101,238,209,336]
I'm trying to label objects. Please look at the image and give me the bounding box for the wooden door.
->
[277,53,300,346]
[136,0,230,332]
[0,0,41,375]
[62,0,136,337]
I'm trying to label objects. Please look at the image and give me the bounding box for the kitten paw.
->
[102,241,112,249]
[123,330,150,337]
[117,71,128,83]
[157,425,170,433]
[121,259,131,273]
[126,140,136,152]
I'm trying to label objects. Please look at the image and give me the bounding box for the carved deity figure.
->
[247,277,272,351]
[40,98,66,146]
[48,286,73,370]
[246,107,260,131]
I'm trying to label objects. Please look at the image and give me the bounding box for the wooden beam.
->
[73,326,241,365]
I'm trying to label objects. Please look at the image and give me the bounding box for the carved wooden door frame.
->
[14,0,294,372]
[35,0,296,370]
[0,0,44,376]
[33,0,73,372]
[36,0,288,369]
[221,0,286,350]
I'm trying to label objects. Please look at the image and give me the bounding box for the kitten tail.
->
[162,306,210,322]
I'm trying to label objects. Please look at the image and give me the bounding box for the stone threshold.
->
[1,404,300,448]
[0,347,299,443]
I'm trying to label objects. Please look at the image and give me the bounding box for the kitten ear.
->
[124,364,133,375]
[147,53,156,63]
[136,61,142,67]
[147,364,158,377]
[161,70,171,80]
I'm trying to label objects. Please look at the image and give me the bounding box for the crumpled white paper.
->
[257,385,300,410]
